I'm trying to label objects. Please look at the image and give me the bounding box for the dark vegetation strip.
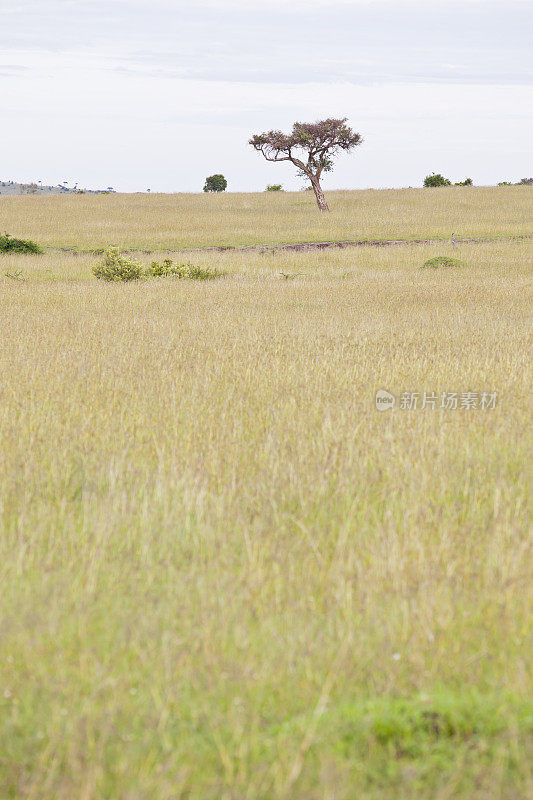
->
[48,233,532,256]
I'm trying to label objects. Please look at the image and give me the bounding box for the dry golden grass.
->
[0,194,532,799]
[2,236,531,283]
[1,185,532,249]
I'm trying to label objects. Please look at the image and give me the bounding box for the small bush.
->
[93,252,223,282]
[0,232,43,253]
[144,258,222,280]
[454,178,473,186]
[144,258,189,278]
[266,184,283,191]
[92,248,143,281]
[424,173,451,187]
[421,256,466,269]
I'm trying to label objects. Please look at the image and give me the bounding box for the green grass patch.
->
[422,255,467,268]
[333,689,532,753]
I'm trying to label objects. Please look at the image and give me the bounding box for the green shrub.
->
[144,258,222,280]
[144,258,184,278]
[421,256,466,269]
[92,248,143,281]
[145,261,164,277]
[423,173,451,187]
[266,184,283,191]
[93,251,223,282]
[454,178,473,186]
[0,232,43,253]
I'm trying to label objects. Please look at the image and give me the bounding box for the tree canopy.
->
[203,174,227,193]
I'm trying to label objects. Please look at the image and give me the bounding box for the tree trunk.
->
[310,175,329,212]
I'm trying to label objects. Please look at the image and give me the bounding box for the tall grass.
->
[0,186,531,249]
[0,205,531,798]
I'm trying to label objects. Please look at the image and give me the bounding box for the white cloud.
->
[0,0,531,190]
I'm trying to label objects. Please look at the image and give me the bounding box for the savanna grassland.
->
[1,185,532,249]
[0,188,532,800]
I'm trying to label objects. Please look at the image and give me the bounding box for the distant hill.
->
[0,181,116,196]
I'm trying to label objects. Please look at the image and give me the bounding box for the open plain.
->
[0,187,532,800]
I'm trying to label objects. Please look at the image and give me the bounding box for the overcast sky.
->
[1,0,532,192]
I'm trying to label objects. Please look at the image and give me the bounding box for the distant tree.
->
[203,174,227,192]
[424,173,451,187]
[454,178,473,186]
[266,184,283,191]
[249,118,362,211]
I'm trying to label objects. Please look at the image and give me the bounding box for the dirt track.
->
[51,234,531,256]
[206,234,530,253]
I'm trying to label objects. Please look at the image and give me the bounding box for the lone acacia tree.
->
[249,118,362,211]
